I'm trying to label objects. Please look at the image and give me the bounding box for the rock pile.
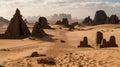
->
[82,16,93,25]
[0,8,30,39]
[78,37,92,47]
[93,10,107,25]
[37,57,56,65]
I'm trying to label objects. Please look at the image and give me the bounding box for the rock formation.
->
[37,17,54,29]
[31,21,48,38]
[106,15,119,24]
[55,20,62,25]
[96,31,103,45]
[100,36,118,48]
[93,10,107,25]
[62,18,69,27]
[82,16,93,25]
[69,22,79,30]
[0,8,30,39]
[78,37,92,47]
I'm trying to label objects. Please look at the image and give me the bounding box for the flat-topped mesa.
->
[62,18,69,27]
[106,15,119,24]
[31,21,48,38]
[93,10,107,25]
[96,31,103,45]
[3,8,30,39]
[100,36,118,48]
[78,37,92,48]
[38,17,54,29]
[82,16,93,25]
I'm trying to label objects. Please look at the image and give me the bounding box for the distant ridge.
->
[0,17,9,23]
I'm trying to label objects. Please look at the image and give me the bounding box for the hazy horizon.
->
[0,0,120,20]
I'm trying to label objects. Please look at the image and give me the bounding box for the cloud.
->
[0,0,120,19]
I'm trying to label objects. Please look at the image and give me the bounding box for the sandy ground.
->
[0,24,120,67]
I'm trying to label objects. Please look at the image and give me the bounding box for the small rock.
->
[60,40,65,43]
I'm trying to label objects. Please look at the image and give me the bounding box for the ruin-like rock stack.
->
[31,21,47,38]
[82,16,93,25]
[93,10,107,25]
[78,37,92,47]
[38,17,54,29]
[100,36,118,48]
[62,18,69,27]
[1,8,30,39]
[96,31,103,45]
[107,15,119,24]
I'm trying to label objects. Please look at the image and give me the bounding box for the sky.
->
[0,0,120,20]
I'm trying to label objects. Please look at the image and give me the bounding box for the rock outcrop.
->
[93,10,107,25]
[82,16,93,25]
[0,8,30,39]
[55,20,62,25]
[69,22,79,30]
[106,15,119,24]
[62,18,69,27]
[31,21,47,38]
[78,37,92,47]
[38,17,54,29]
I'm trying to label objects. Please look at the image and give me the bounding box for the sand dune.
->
[0,24,120,67]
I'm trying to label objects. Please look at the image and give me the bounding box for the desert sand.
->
[0,24,120,67]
